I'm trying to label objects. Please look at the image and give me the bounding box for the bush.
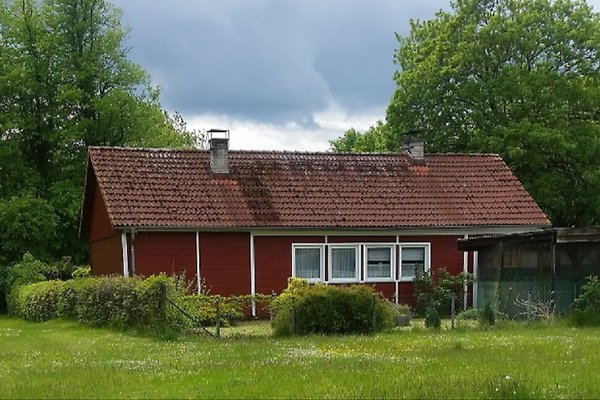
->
[9,280,64,321]
[179,295,244,326]
[10,274,183,337]
[414,268,472,317]
[456,308,482,321]
[424,305,441,330]
[0,253,82,313]
[570,276,600,326]
[271,279,396,336]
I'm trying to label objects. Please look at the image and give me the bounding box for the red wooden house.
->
[79,135,550,312]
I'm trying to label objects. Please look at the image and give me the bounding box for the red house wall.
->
[88,178,121,275]
[90,235,122,276]
[200,232,250,296]
[254,236,324,295]
[134,232,196,284]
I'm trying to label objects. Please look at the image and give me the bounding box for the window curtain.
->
[295,248,321,279]
[331,248,356,279]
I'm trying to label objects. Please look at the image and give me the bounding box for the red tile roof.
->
[84,146,551,230]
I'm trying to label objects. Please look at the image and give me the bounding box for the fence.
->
[479,280,581,319]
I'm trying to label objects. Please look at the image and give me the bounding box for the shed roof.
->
[81,147,551,233]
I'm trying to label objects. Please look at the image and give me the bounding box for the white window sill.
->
[364,277,394,283]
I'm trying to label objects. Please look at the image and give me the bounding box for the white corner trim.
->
[121,231,129,278]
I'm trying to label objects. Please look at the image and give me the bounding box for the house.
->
[458,227,600,317]
[79,132,551,313]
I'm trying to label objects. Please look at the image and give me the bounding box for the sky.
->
[112,0,600,151]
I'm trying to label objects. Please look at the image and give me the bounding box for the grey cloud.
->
[113,0,451,124]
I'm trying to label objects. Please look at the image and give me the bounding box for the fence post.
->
[215,298,221,338]
[527,291,532,320]
[451,294,456,330]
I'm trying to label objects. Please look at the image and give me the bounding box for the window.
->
[365,245,393,281]
[293,245,323,281]
[400,244,430,279]
[329,246,359,282]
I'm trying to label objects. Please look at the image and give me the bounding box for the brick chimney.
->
[208,129,230,174]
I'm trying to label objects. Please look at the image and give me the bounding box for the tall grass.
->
[1,317,600,398]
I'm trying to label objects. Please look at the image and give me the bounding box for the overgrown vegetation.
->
[7,272,181,337]
[271,278,396,335]
[570,275,600,326]
[413,268,472,316]
[0,253,83,313]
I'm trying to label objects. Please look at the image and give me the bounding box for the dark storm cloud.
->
[113,0,450,124]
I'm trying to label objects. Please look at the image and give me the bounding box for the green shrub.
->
[10,274,182,337]
[456,308,482,320]
[425,305,441,330]
[414,268,472,317]
[271,279,396,336]
[570,276,600,326]
[481,301,496,326]
[9,280,64,321]
[0,253,82,313]
[179,295,244,326]
[71,266,91,279]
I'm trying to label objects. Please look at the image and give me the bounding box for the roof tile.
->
[86,147,551,229]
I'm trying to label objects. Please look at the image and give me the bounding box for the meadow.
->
[1,316,600,399]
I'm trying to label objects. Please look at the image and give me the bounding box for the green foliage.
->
[331,0,600,226]
[0,197,57,265]
[481,301,497,327]
[424,305,441,330]
[9,280,64,322]
[272,279,396,336]
[414,268,472,316]
[9,274,182,336]
[72,266,91,279]
[0,253,81,313]
[0,0,196,265]
[457,308,482,321]
[178,294,274,327]
[570,275,600,326]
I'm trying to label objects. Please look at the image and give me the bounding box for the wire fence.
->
[479,280,581,320]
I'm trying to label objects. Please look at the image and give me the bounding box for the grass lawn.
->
[1,316,600,399]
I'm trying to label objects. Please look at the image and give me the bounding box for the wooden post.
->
[216,298,221,338]
[451,294,456,330]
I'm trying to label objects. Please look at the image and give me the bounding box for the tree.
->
[0,0,195,264]
[332,0,600,226]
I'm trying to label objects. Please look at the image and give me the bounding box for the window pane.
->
[295,248,321,279]
[402,247,425,278]
[331,248,356,279]
[366,247,391,278]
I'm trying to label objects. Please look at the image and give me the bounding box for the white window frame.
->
[328,244,360,283]
[399,243,431,282]
[364,244,395,283]
[292,244,325,283]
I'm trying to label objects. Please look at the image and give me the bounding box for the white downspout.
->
[463,234,468,310]
[130,229,136,276]
[250,232,256,317]
[121,231,129,277]
[196,231,201,294]
[395,235,400,304]
[473,251,479,308]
